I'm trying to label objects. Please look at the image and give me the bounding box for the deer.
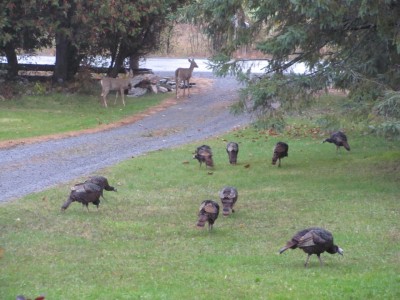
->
[175,58,198,99]
[100,70,132,108]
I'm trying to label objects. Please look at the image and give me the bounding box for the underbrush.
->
[250,91,399,141]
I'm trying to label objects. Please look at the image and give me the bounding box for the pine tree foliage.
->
[185,0,400,132]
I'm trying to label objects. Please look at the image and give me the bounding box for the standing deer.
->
[175,58,198,99]
[100,70,132,108]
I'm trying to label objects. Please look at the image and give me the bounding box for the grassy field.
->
[1,124,399,299]
[0,89,399,299]
[0,90,169,141]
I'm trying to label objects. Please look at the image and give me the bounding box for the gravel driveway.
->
[0,72,251,203]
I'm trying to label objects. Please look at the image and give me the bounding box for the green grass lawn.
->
[1,126,399,299]
[0,92,169,141]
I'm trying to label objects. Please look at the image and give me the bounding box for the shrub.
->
[370,90,400,140]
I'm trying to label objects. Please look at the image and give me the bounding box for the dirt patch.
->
[0,77,213,149]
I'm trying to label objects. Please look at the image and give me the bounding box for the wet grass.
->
[1,126,399,299]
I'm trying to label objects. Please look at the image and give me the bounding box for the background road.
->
[0,72,252,203]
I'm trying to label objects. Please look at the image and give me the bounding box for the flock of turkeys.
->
[61,131,349,267]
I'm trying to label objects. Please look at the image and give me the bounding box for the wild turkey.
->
[323,131,350,152]
[272,142,289,167]
[193,145,214,168]
[196,200,220,230]
[85,175,117,198]
[61,182,103,211]
[226,142,239,165]
[61,176,117,211]
[279,227,344,267]
[219,186,238,216]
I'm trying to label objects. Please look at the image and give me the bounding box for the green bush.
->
[369,121,400,140]
[374,90,400,119]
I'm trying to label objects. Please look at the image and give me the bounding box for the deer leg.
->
[114,91,119,105]
[122,89,126,106]
[102,92,108,108]
[177,79,181,99]
[175,77,179,99]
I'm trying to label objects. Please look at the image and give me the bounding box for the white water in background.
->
[0,55,307,74]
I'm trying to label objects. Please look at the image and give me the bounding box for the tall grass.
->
[1,127,399,299]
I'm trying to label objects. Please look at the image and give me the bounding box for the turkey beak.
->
[338,247,344,256]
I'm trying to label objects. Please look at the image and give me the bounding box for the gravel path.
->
[0,72,251,203]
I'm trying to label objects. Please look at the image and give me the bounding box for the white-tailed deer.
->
[100,70,132,108]
[175,58,198,99]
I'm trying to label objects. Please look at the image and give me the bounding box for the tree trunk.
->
[129,54,140,70]
[109,45,128,78]
[4,42,18,79]
[53,32,82,83]
[53,32,70,83]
